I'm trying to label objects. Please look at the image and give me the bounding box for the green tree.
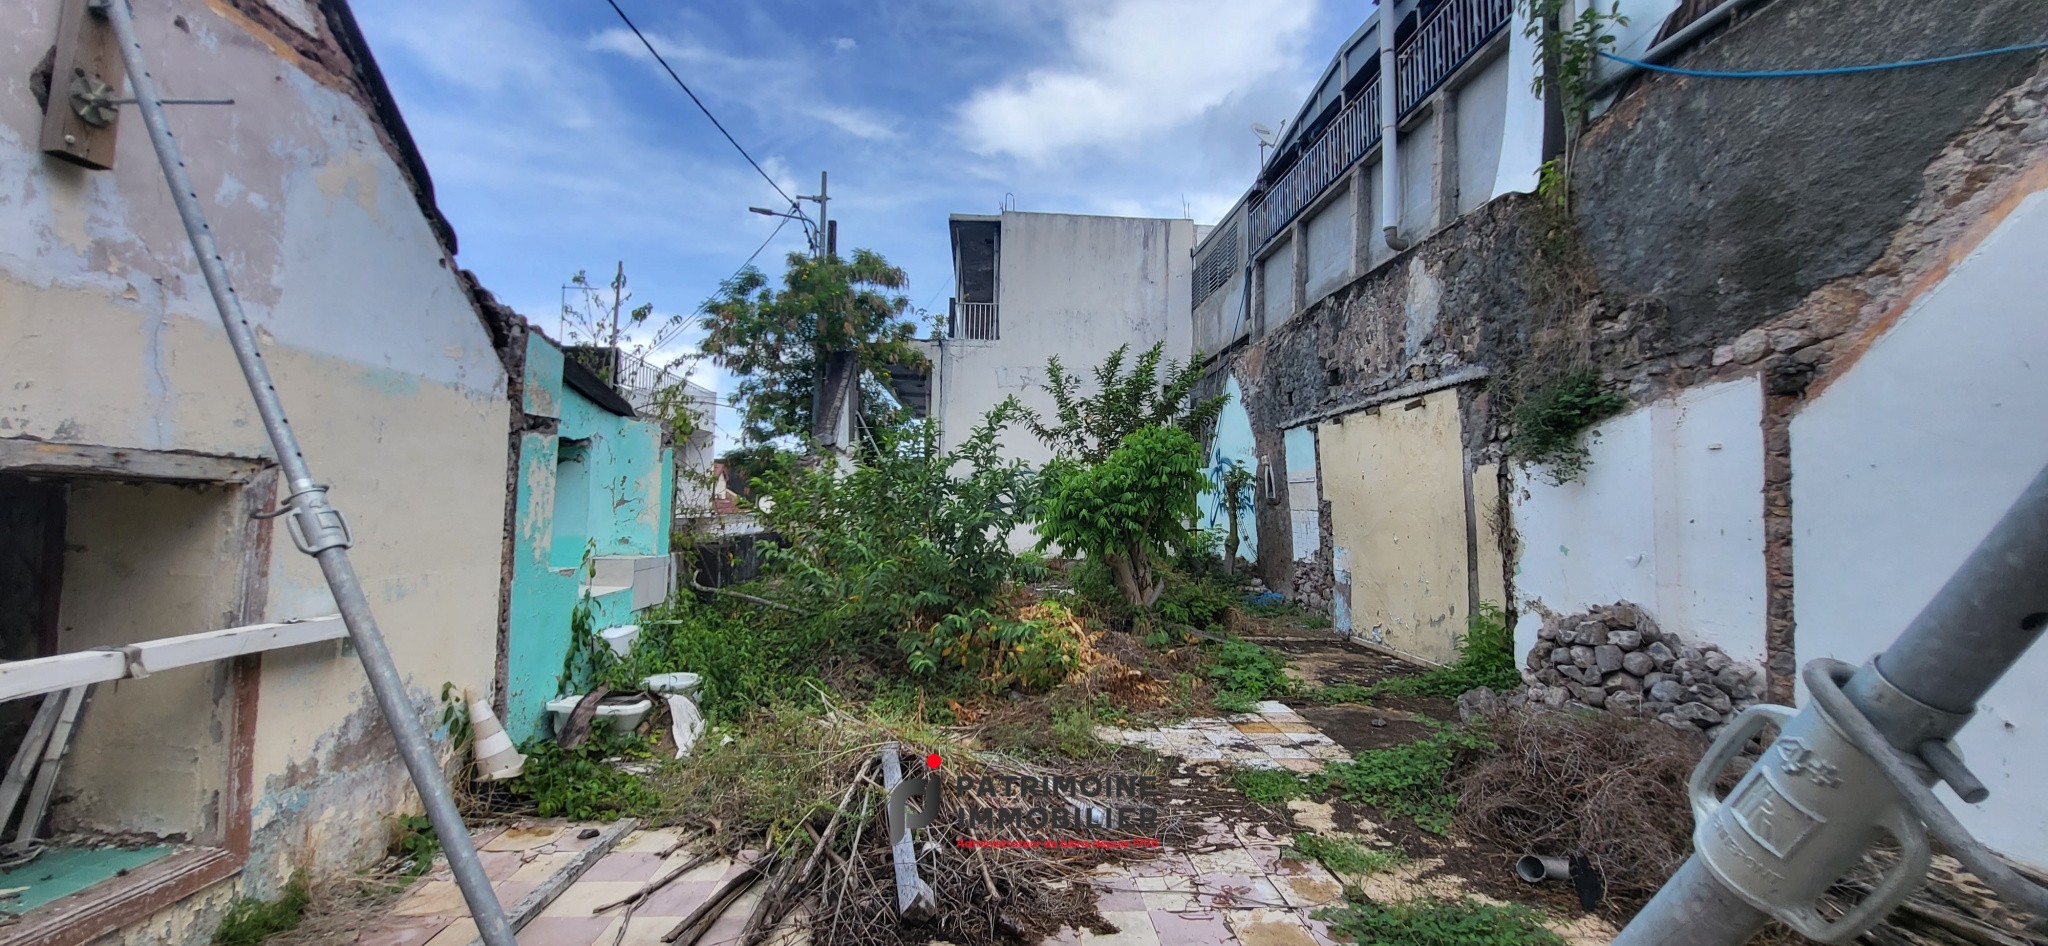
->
[1024,342,1228,463]
[1218,459,1256,569]
[698,249,928,445]
[1036,425,1207,608]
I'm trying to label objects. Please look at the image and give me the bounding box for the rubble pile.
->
[1519,602,1762,733]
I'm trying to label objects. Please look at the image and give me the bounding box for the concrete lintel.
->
[1284,365,1491,429]
[0,438,268,484]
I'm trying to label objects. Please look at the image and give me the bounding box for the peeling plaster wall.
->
[1,0,511,920]
[1317,388,1469,663]
[1509,377,1768,667]
[504,333,672,744]
[1790,187,2048,868]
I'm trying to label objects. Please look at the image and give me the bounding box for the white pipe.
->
[1378,0,1410,251]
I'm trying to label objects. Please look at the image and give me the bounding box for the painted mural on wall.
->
[1200,375,1258,562]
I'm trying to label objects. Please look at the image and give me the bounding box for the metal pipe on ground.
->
[99,2,515,943]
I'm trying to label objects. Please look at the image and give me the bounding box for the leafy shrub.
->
[1037,425,1207,608]
[1232,767,1308,805]
[1051,704,1114,760]
[1311,726,1491,834]
[1291,834,1406,877]
[1209,639,1293,713]
[911,601,1088,690]
[1022,342,1227,464]
[391,814,440,877]
[212,871,311,946]
[1156,572,1240,632]
[1366,603,1519,699]
[513,732,662,820]
[757,403,1043,661]
[1316,896,1563,946]
[1508,369,1627,484]
[599,596,828,724]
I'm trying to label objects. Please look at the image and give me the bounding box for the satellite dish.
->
[1251,122,1275,143]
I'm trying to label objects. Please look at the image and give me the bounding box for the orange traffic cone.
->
[466,688,525,781]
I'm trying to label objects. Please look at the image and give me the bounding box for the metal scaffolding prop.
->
[98,2,517,943]
[1616,463,2048,945]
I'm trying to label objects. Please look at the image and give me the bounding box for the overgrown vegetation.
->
[212,871,312,946]
[1291,834,1406,877]
[390,814,440,878]
[1366,603,1520,698]
[1317,895,1565,946]
[1022,342,1226,464]
[512,730,663,820]
[1312,725,1491,835]
[1208,638,1294,713]
[1233,766,1310,806]
[1519,0,1628,141]
[1506,370,1627,484]
[1217,459,1255,568]
[1037,425,1207,608]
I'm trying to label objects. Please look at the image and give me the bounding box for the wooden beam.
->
[460,819,637,945]
[0,439,267,484]
[879,744,937,921]
[0,615,343,702]
[38,0,124,169]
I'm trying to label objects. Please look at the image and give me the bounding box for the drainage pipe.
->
[1377,0,1410,252]
[101,3,516,944]
[1589,0,1772,97]
[1514,855,1571,884]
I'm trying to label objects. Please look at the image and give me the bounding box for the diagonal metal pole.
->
[1616,463,2048,945]
[99,3,516,943]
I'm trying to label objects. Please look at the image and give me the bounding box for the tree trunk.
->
[1224,507,1241,572]
[1107,554,1145,608]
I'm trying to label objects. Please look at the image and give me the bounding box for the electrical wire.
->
[1599,40,2048,79]
[600,0,800,208]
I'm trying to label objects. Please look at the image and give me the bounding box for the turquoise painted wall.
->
[1200,375,1259,562]
[504,333,674,743]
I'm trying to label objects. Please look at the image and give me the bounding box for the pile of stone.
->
[1520,602,1762,733]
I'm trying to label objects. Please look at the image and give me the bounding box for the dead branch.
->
[664,860,765,945]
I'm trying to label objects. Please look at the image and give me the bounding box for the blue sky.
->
[352,0,1361,443]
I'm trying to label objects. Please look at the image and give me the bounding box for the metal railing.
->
[1399,0,1515,113]
[1248,0,1511,248]
[951,301,999,340]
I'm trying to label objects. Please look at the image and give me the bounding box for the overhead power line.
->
[601,0,800,209]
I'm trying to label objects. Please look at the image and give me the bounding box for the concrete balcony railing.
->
[951,300,1000,340]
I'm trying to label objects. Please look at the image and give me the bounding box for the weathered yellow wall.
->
[0,0,511,925]
[1318,388,1470,663]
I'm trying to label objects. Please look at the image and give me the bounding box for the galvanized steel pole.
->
[1617,464,2048,946]
[101,3,517,943]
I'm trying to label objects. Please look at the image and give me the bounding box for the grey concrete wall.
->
[1454,52,1511,215]
[1304,184,1355,304]
[1258,237,1295,331]
[1574,0,2045,351]
[931,212,1195,476]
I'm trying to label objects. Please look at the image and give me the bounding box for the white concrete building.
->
[911,212,1203,468]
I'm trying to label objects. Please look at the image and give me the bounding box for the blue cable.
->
[1600,40,2048,79]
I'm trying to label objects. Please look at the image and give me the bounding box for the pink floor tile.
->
[1146,909,1236,945]
[578,852,669,883]
[637,880,722,918]
[492,880,541,907]
[356,915,453,946]
[514,915,615,946]
[480,850,526,881]
[1090,883,1147,913]
[553,827,612,852]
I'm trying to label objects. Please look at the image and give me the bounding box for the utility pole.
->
[801,171,855,454]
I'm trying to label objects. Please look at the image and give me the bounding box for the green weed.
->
[1291,834,1406,877]
[1232,767,1308,806]
[212,871,311,946]
[1208,639,1293,713]
[1316,895,1564,946]
[512,731,662,821]
[1507,370,1627,484]
[1310,726,1491,835]
[1360,604,1520,700]
[391,814,439,878]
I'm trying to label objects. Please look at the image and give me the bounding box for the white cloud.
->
[588,26,896,142]
[832,36,857,51]
[958,0,1319,163]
